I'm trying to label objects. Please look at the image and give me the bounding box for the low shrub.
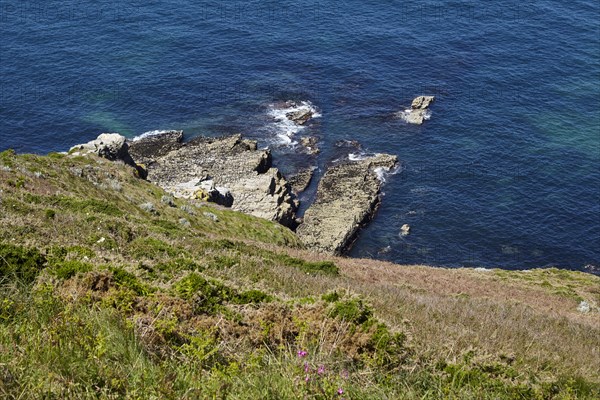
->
[0,243,46,283]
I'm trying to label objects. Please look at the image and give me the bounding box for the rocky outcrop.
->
[70,133,135,165]
[411,96,435,110]
[397,95,435,125]
[128,132,298,227]
[70,133,147,177]
[296,153,398,254]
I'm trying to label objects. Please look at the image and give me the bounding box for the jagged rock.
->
[296,153,398,254]
[299,136,320,154]
[193,179,234,207]
[70,133,147,178]
[284,101,314,125]
[397,96,436,125]
[70,133,135,165]
[128,132,297,227]
[400,224,411,236]
[411,96,435,110]
[335,139,361,149]
[288,167,316,195]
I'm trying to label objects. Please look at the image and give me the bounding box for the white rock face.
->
[70,133,131,162]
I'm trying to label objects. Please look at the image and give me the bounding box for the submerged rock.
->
[299,136,320,154]
[128,132,298,228]
[297,153,398,254]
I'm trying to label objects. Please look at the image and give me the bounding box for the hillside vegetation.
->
[0,149,599,399]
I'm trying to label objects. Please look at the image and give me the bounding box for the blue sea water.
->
[1,0,599,272]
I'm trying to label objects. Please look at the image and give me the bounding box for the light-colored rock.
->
[161,195,175,207]
[296,153,398,254]
[400,224,411,236]
[128,133,298,227]
[577,301,590,313]
[178,218,191,227]
[400,109,430,125]
[139,202,156,214]
[397,96,436,125]
[203,212,219,222]
[70,133,132,163]
[411,96,435,110]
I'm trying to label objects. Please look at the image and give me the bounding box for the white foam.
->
[396,109,432,123]
[266,100,319,146]
[348,152,369,161]
[374,166,389,182]
[131,129,174,142]
[374,162,401,184]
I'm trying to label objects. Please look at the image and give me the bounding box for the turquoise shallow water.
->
[1,1,598,272]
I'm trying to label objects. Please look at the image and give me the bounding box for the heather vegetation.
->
[1,150,599,399]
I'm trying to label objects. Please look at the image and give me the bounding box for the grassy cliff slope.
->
[1,149,599,399]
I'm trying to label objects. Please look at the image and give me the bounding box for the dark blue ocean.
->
[1,1,599,272]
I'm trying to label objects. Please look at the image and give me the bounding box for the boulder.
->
[411,95,435,110]
[70,133,134,165]
[296,153,398,254]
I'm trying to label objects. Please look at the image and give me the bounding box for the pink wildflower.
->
[337,388,344,395]
[297,350,308,358]
[317,365,325,374]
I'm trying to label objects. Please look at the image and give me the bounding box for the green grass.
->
[0,151,599,399]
